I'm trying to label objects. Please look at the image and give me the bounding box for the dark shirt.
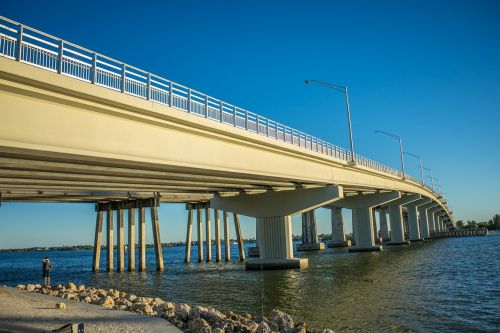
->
[42,261,52,272]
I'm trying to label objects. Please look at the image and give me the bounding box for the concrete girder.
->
[210,185,343,218]
[333,191,401,209]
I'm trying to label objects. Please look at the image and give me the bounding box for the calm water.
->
[1,233,499,332]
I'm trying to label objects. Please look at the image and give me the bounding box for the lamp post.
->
[374,130,405,179]
[304,80,355,163]
[404,152,424,185]
[423,167,434,191]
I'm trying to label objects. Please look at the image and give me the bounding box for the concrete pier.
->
[417,201,436,239]
[197,208,204,263]
[92,211,103,272]
[106,210,114,272]
[333,191,401,252]
[245,216,307,270]
[185,208,193,263]
[117,209,125,272]
[139,207,146,271]
[372,209,382,243]
[205,207,212,262]
[223,211,230,262]
[234,213,246,261]
[379,208,390,242]
[297,210,325,251]
[387,194,420,245]
[405,198,430,241]
[150,206,164,271]
[214,209,222,262]
[128,208,135,271]
[327,206,351,247]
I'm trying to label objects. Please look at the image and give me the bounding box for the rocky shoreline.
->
[16,283,333,333]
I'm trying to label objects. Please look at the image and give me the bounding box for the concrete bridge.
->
[0,17,456,271]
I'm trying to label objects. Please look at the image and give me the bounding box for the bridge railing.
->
[1,16,428,188]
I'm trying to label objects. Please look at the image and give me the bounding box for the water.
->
[1,233,499,333]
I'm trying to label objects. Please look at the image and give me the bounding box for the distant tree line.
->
[455,214,499,230]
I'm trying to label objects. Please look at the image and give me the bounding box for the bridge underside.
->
[0,146,401,204]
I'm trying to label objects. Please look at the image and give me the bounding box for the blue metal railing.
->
[0,16,441,196]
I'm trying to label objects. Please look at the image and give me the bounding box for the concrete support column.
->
[150,206,164,271]
[92,211,103,272]
[106,210,114,272]
[117,209,125,272]
[427,210,436,234]
[245,216,307,270]
[403,213,409,240]
[298,210,325,251]
[372,209,381,243]
[197,208,203,263]
[214,210,221,262]
[128,208,135,271]
[433,211,442,232]
[387,204,409,245]
[406,204,421,241]
[349,207,380,251]
[205,207,212,262]
[327,206,351,247]
[379,208,390,241]
[138,207,146,271]
[416,201,435,240]
[223,211,230,262]
[233,213,245,261]
[185,209,193,263]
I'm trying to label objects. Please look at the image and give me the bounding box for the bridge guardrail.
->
[1,16,444,196]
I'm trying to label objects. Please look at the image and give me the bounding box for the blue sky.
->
[1,0,499,248]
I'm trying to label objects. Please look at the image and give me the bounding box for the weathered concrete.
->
[214,209,222,262]
[327,206,351,247]
[245,216,308,269]
[223,211,231,262]
[117,209,125,272]
[379,207,390,241]
[106,210,113,272]
[386,194,420,245]
[150,206,164,271]
[127,208,135,271]
[205,207,212,262]
[0,287,180,333]
[138,207,146,271]
[233,213,246,261]
[297,210,325,251]
[92,211,103,272]
[184,208,193,263]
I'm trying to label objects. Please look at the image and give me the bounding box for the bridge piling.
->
[233,213,245,261]
[138,207,146,271]
[386,195,420,245]
[150,206,164,271]
[214,210,222,262]
[106,210,114,272]
[205,207,212,262]
[185,208,193,263]
[92,211,103,272]
[128,208,135,271]
[197,208,204,263]
[117,209,125,272]
[223,211,231,262]
[327,206,351,248]
[297,210,325,251]
[372,209,382,243]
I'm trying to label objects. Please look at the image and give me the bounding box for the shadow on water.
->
[1,234,499,333]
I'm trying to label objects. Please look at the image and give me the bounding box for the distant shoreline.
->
[0,239,257,253]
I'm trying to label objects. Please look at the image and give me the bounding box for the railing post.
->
[121,64,126,93]
[266,118,269,136]
[91,53,97,84]
[16,24,23,62]
[57,40,63,74]
[147,73,151,100]
[187,89,192,113]
[219,101,223,122]
[204,95,209,118]
[245,111,248,130]
[256,115,260,134]
[169,81,173,107]
[233,106,237,126]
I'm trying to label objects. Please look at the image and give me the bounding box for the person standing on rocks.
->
[42,257,52,287]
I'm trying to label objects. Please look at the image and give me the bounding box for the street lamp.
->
[374,130,405,179]
[404,151,424,185]
[304,80,355,163]
[423,167,434,190]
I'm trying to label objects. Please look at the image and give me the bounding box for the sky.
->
[0,0,499,248]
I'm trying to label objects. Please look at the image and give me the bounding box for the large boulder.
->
[26,284,35,292]
[188,318,211,333]
[190,305,226,324]
[271,309,294,332]
[101,296,115,308]
[16,284,26,290]
[176,303,192,322]
[256,321,272,333]
[65,282,77,291]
